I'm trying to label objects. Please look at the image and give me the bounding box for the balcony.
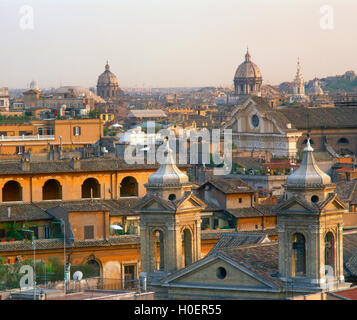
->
[0,134,55,142]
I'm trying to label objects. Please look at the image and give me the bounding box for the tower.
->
[275,138,349,292]
[290,58,308,103]
[135,142,205,282]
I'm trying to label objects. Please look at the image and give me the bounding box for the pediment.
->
[135,197,173,212]
[321,197,347,212]
[176,195,205,211]
[164,255,272,289]
[275,198,317,214]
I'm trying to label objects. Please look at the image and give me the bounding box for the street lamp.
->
[22,229,36,300]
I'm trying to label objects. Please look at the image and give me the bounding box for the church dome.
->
[97,62,119,87]
[234,50,262,79]
[148,142,189,185]
[308,79,324,95]
[286,139,331,186]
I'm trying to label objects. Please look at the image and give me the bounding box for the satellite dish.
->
[73,271,83,281]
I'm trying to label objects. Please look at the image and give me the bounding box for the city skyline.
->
[1,0,357,89]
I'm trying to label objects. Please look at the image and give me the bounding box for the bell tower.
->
[135,142,205,282]
[275,138,350,292]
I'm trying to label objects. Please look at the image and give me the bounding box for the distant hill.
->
[278,71,357,94]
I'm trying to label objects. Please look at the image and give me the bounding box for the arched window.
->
[325,232,335,274]
[182,229,193,268]
[337,137,349,145]
[42,179,62,200]
[85,259,101,277]
[2,181,22,202]
[82,178,101,199]
[153,230,165,271]
[120,176,138,197]
[292,233,306,277]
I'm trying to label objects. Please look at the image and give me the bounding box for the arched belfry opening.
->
[82,178,101,199]
[120,176,138,197]
[2,181,22,202]
[182,228,193,268]
[152,230,165,271]
[43,179,62,200]
[325,232,335,273]
[292,233,306,277]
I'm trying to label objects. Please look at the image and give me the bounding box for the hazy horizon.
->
[1,0,357,89]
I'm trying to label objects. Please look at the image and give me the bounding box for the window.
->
[238,198,242,204]
[73,126,81,136]
[292,233,306,277]
[44,226,50,239]
[251,114,259,128]
[311,195,319,203]
[84,225,94,240]
[16,146,25,154]
[0,100,4,106]
[0,132,7,136]
[338,137,349,145]
[29,226,39,240]
[168,194,176,201]
[46,128,54,135]
[38,128,44,135]
[216,267,227,279]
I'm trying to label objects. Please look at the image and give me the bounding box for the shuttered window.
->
[84,225,94,240]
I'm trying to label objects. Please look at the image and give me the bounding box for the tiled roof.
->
[280,106,357,129]
[0,235,140,252]
[208,233,270,255]
[227,204,276,218]
[217,242,283,288]
[37,199,140,216]
[235,157,262,170]
[128,110,167,118]
[336,179,357,204]
[0,158,190,175]
[199,178,255,194]
[0,199,140,224]
[0,203,52,222]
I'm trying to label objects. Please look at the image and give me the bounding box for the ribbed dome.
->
[148,142,189,185]
[234,50,262,79]
[286,139,331,186]
[97,62,119,86]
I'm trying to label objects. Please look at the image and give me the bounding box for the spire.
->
[148,140,189,185]
[286,136,331,186]
[245,47,251,62]
[105,60,110,71]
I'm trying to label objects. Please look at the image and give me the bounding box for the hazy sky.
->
[1,0,357,89]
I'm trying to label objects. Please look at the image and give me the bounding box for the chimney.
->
[20,157,30,172]
[71,156,81,170]
[6,207,11,218]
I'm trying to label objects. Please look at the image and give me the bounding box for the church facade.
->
[224,96,302,157]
